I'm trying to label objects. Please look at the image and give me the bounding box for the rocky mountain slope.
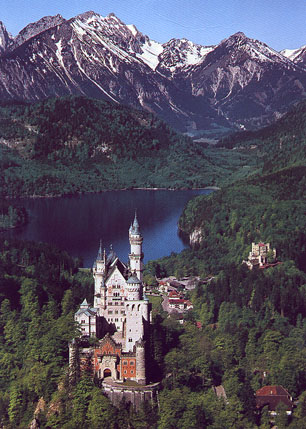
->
[0,21,13,53]
[0,11,305,132]
[181,32,306,128]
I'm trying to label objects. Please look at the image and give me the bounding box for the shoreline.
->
[6,186,220,200]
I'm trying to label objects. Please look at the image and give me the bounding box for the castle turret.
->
[93,240,107,309]
[126,273,142,301]
[129,213,144,282]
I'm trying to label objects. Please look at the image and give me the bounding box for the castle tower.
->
[93,240,107,309]
[136,339,146,385]
[129,213,144,282]
[126,273,142,301]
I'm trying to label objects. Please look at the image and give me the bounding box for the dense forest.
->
[0,96,256,197]
[216,99,306,174]
[2,96,305,199]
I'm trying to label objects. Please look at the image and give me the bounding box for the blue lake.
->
[4,189,211,267]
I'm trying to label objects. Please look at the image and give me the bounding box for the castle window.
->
[130,361,135,366]
[108,310,113,314]
[115,318,118,322]
[131,370,134,374]
[124,370,127,374]
[123,361,127,365]
[129,338,132,342]
[81,320,85,324]
[115,310,118,314]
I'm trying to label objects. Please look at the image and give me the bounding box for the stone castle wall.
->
[102,380,160,411]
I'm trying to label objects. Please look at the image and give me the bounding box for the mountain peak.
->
[74,11,100,21]
[221,31,249,45]
[7,14,65,52]
[213,31,299,67]
[280,45,306,66]
[232,31,247,38]
[0,21,13,53]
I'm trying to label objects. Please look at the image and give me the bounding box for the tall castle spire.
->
[129,211,140,235]
[97,239,103,260]
[93,240,106,309]
[129,212,144,282]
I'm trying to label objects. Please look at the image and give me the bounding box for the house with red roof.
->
[168,290,183,299]
[255,385,293,415]
[169,298,193,311]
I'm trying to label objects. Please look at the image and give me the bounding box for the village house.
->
[255,385,293,415]
[168,297,193,311]
[158,278,185,294]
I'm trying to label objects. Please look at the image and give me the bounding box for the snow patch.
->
[200,45,215,58]
[280,46,306,61]
[127,24,138,36]
[55,40,63,66]
[137,39,163,70]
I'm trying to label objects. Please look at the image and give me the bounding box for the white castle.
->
[70,213,150,385]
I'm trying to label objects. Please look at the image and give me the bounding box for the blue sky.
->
[1,0,305,50]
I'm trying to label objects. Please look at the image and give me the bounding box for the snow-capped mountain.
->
[0,11,221,131]
[156,38,215,77]
[178,32,306,128]
[281,45,306,68]
[0,12,305,132]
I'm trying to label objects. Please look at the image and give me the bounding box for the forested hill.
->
[149,99,306,277]
[175,165,306,274]
[217,99,306,173]
[0,96,254,197]
[168,99,306,276]
[0,96,184,159]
